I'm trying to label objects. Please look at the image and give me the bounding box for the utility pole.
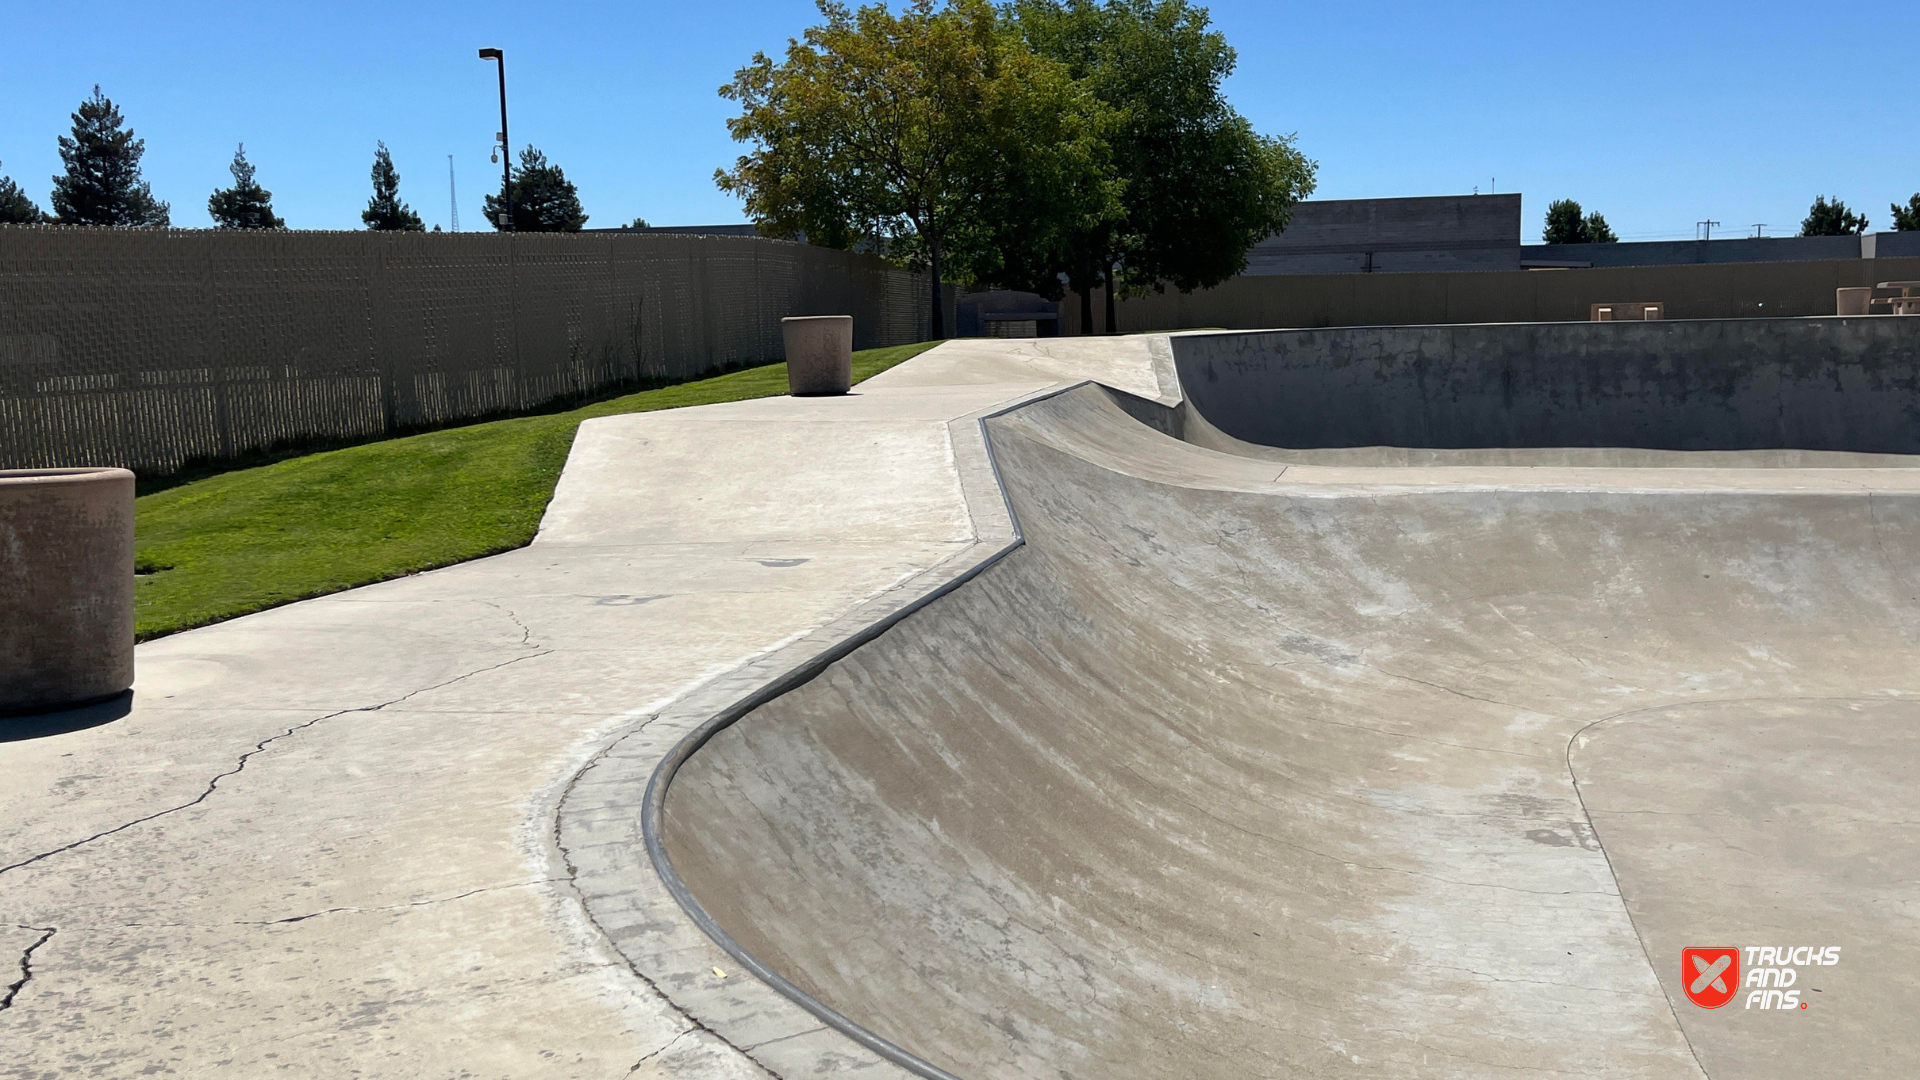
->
[1697,219,1721,241]
[448,155,460,232]
[478,48,511,231]
[1751,223,1767,238]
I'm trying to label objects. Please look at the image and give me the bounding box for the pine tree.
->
[1801,196,1869,236]
[482,146,588,232]
[207,144,284,229]
[51,86,170,227]
[1582,211,1618,243]
[0,161,48,224]
[1892,194,1920,232]
[362,141,424,231]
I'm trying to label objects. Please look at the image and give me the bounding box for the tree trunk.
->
[1075,250,1095,336]
[929,240,945,340]
[1104,259,1117,335]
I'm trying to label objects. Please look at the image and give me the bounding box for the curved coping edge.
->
[639,382,1090,1080]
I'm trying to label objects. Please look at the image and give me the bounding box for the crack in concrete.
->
[625,1028,697,1075]
[0,651,551,879]
[1,926,55,1012]
[552,721,788,1080]
[743,1026,827,1052]
[479,600,539,648]
[1366,662,1551,715]
[56,879,568,932]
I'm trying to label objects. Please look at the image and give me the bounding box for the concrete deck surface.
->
[5,331,1916,1079]
[1,338,1166,1079]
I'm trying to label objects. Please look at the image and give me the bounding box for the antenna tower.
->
[448,155,461,232]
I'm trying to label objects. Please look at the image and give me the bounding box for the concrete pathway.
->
[0,338,1170,1079]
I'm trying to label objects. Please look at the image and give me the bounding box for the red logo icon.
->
[1683,947,1739,1009]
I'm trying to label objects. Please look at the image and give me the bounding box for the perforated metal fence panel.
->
[0,226,934,474]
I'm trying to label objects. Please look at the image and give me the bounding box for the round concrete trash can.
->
[783,315,854,396]
[1,468,136,714]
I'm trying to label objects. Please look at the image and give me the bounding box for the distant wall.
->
[0,226,934,474]
[1173,317,1920,453]
[1244,193,1522,275]
[1524,232,1920,268]
[1063,255,1920,334]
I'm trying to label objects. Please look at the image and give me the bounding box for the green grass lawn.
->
[134,341,942,640]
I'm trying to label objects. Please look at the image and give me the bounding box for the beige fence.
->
[0,226,934,474]
[1062,255,1920,333]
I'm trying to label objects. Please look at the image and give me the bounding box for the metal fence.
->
[0,226,934,474]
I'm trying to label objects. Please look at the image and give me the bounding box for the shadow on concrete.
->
[0,691,135,742]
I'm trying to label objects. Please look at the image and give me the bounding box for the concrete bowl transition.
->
[655,320,1920,1079]
[0,467,136,714]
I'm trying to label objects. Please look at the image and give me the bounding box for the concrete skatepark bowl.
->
[657,323,1920,1079]
[4,323,1916,1079]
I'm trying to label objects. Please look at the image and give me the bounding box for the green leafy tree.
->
[1892,194,1920,232]
[207,144,284,229]
[1543,199,1586,243]
[51,86,170,227]
[362,141,424,231]
[1542,198,1616,244]
[482,146,589,232]
[0,161,48,224]
[717,0,1117,338]
[1014,0,1313,333]
[626,216,650,230]
[1801,195,1868,236]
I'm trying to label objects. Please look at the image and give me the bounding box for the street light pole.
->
[478,48,511,231]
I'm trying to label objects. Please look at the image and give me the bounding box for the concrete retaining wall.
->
[1174,317,1920,452]
[1064,255,1920,334]
[0,226,933,475]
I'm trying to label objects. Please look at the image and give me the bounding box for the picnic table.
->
[1880,281,1920,315]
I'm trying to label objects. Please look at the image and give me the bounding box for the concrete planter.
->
[783,315,854,395]
[1,468,136,714]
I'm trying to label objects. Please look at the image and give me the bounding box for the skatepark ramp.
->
[655,321,1920,1079]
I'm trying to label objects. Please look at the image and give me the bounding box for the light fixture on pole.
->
[478,48,511,231]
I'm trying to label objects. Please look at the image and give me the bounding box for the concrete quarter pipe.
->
[658,323,1920,1079]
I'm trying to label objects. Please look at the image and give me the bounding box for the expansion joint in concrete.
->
[1563,714,1712,1080]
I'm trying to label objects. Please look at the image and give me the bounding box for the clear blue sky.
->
[1,0,1910,241]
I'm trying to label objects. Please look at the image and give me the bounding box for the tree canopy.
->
[0,162,47,224]
[718,0,1116,337]
[207,144,284,229]
[1013,0,1314,331]
[1542,198,1616,244]
[1892,194,1920,232]
[483,146,589,232]
[718,0,1310,337]
[1801,196,1868,236]
[363,141,424,231]
[52,86,170,227]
